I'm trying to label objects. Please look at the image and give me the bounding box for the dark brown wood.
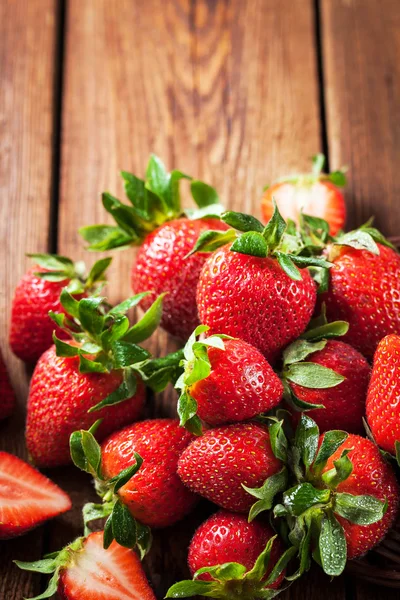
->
[321,0,400,233]
[0,0,59,598]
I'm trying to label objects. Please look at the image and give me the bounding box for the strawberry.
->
[0,451,71,539]
[261,154,346,236]
[80,154,229,340]
[176,326,283,434]
[366,334,400,457]
[177,422,285,513]
[26,291,180,468]
[70,420,198,555]
[9,254,111,363]
[281,314,370,433]
[16,531,156,600]
[166,510,293,599]
[194,206,326,364]
[0,348,15,420]
[267,416,399,578]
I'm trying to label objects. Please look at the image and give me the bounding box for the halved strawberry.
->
[0,451,71,539]
[16,531,156,600]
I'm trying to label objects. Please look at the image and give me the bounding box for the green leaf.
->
[52,332,80,357]
[266,545,298,586]
[221,211,264,233]
[191,180,219,207]
[246,537,274,581]
[283,483,330,517]
[310,266,330,294]
[185,203,224,220]
[79,224,134,251]
[195,562,247,581]
[301,321,349,341]
[262,199,287,250]
[59,289,80,319]
[231,231,268,258]
[86,257,112,287]
[335,230,379,255]
[165,580,217,598]
[101,315,130,349]
[14,558,58,574]
[109,293,149,315]
[312,153,325,176]
[177,392,199,429]
[283,339,327,366]
[89,372,137,412]
[285,362,345,389]
[188,228,237,255]
[112,340,150,368]
[122,293,166,344]
[287,387,325,411]
[269,420,288,462]
[103,514,114,549]
[121,171,149,217]
[78,297,105,338]
[275,252,301,281]
[22,567,61,600]
[313,430,348,475]
[322,449,353,488]
[294,414,319,468]
[334,493,387,525]
[328,170,347,187]
[136,521,153,559]
[82,502,114,535]
[81,430,102,477]
[319,512,347,576]
[110,453,143,492]
[102,193,140,236]
[145,155,170,203]
[244,467,288,521]
[360,226,396,250]
[79,354,110,374]
[27,253,74,272]
[289,255,333,269]
[111,500,138,549]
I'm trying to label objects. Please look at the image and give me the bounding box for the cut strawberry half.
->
[16,531,156,600]
[0,451,71,539]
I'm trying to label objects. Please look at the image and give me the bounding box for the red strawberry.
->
[0,451,71,539]
[166,510,290,599]
[177,328,283,432]
[132,218,229,340]
[288,340,370,433]
[178,422,282,512]
[321,434,399,559]
[101,419,198,528]
[197,245,316,364]
[188,510,285,587]
[9,255,110,363]
[321,242,400,359]
[26,345,145,468]
[0,348,15,420]
[80,155,229,340]
[261,154,346,236]
[366,334,400,455]
[17,531,156,600]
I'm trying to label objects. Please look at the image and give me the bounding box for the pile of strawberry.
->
[2,154,400,600]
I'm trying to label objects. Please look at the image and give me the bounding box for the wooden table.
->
[1,1,400,598]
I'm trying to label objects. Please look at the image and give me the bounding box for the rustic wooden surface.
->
[1,0,399,598]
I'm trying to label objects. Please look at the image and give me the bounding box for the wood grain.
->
[322,0,400,233]
[0,0,59,598]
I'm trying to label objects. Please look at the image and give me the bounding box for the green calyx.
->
[70,422,152,558]
[175,324,232,435]
[50,290,183,410]
[272,415,387,579]
[189,201,332,282]
[165,536,296,599]
[79,154,224,251]
[264,154,347,191]
[28,253,112,295]
[15,536,85,600]
[281,307,349,412]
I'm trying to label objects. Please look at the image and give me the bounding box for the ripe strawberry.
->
[366,334,400,456]
[100,419,198,528]
[176,326,283,433]
[131,217,229,340]
[26,291,179,468]
[80,155,229,340]
[26,345,145,468]
[166,510,291,599]
[0,451,71,539]
[0,348,15,420]
[320,242,400,359]
[286,340,370,433]
[178,422,283,513]
[261,154,346,235]
[16,531,156,600]
[9,254,111,363]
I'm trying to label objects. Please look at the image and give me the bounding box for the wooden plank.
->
[322,1,400,599]
[0,0,59,598]
[321,0,400,232]
[56,1,343,599]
